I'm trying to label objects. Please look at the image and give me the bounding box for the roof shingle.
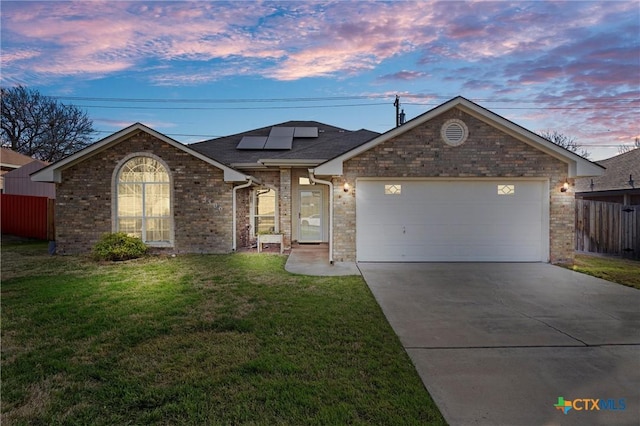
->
[575,149,640,192]
[190,121,379,167]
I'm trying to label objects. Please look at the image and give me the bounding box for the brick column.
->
[279,168,292,249]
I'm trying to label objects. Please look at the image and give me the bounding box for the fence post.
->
[47,198,55,241]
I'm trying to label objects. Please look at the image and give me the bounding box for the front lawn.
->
[1,241,445,425]
[570,253,640,290]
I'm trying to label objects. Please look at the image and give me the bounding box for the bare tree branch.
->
[538,130,590,159]
[618,137,640,154]
[1,86,96,162]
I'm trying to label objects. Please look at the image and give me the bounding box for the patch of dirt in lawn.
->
[1,374,69,425]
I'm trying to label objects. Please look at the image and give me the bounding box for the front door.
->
[299,189,323,242]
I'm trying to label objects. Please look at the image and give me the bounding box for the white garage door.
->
[356,180,548,262]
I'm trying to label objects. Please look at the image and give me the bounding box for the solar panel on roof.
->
[269,127,295,137]
[237,136,267,150]
[264,135,293,150]
[293,127,318,138]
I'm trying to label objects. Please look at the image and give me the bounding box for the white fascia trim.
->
[0,163,23,169]
[31,123,250,183]
[314,96,604,178]
[230,163,269,170]
[258,159,327,167]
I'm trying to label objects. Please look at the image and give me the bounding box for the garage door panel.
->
[356,180,547,262]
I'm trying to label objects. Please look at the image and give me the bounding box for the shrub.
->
[92,232,148,261]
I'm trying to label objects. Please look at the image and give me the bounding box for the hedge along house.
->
[32,96,602,263]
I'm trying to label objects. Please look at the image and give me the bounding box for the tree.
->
[618,137,639,154]
[1,86,95,162]
[538,130,590,159]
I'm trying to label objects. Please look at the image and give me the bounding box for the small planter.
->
[257,234,283,254]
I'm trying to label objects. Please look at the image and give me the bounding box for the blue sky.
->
[1,0,638,160]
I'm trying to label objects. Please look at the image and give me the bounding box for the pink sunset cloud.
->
[1,1,637,158]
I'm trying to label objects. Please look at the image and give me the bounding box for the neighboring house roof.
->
[314,96,605,178]
[31,123,250,183]
[190,120,379,169]
[575,148,639,193]
[1,147,37,170]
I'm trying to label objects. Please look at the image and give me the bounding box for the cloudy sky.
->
[2,0,638,160]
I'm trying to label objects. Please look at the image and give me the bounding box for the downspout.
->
[308,170,334,264]
[232,178,253,252]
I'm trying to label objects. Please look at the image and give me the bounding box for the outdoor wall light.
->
[343,182,350,192]
[560,181,569,192]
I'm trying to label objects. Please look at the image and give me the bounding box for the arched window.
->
[116,156,172,244]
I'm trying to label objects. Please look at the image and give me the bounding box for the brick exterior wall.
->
[55,130,234,254]
[332,107,575,263]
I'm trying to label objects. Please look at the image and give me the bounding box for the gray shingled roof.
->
[575,148,640,192]
[190,120,379,167]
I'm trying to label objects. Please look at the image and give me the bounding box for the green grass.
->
[1,241,445,425]
[569,253,640,289]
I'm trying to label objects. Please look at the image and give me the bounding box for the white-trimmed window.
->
[116,156,172,244]
[252,188,278,235]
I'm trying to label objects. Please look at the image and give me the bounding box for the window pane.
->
[118,218,142,238]
[146,218,170,242]
[119,157,169,183]
[145,184,170,217]
[256,217,275,234]
[497,184,515,195]
[118,184,142,216]
[384,184,402,195]
[256,189,275,215]
[117,157,172,244]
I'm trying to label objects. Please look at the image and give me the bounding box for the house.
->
[575,149,640,205]
[0,148,39,193]
[3,160,55,198]
[32,96,603,263]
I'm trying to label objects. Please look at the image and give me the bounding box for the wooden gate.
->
[576,199,639,259]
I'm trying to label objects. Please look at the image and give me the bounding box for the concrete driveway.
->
[359,263,640,426]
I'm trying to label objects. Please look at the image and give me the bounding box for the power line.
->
[53,93,639,106]
[55,95,391,103]
[74,101,639,112]
[76,102,390,111]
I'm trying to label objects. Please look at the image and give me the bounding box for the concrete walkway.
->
[360,263,640,426]
[284,244,360,276]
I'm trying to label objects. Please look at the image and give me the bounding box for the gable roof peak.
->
[314,95,604,178]
[31,122,249,183]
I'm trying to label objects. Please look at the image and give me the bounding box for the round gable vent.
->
[441,119,469,146]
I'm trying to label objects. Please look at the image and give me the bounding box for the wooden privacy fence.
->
[576,199,640,260]
[0,194,55,240]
